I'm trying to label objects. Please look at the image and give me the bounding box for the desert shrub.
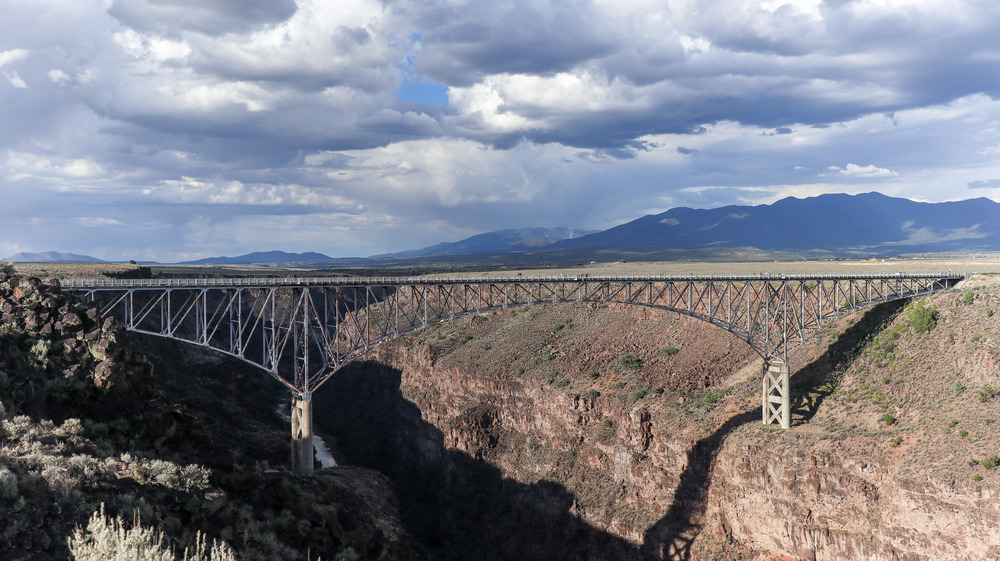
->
[695,387,731,408]
[0,262,14,276]
[908,302,938,334]
[660,347,679,356]
[552,323,564,331]
[612,381,627,389]
[615,352,642,369]
[587,370,600,379]
[552,377,570,388]
[889,436,902,447]
[988,309,994,318]
[602,419,613,428]
[69,505,236,561]
[629,390,648,403]
[983,455,1000,470]
[959,429,969,438]
[948,419,959,428]
[588,389,600,398]
[971,332,983,343]
[882,413,896,426]
[0,467,18,500]
[125,458,211,493]
[954,381,966,395]
[974,474,983,482]
[962,290,975,305]
[979,385,999,402]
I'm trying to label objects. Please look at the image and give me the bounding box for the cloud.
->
[828,163,900,178]
[108,0,298,36]
[4,71,26,89]
[968,178,1000,189]
[0,49,28,68]
[3,0,1000,260]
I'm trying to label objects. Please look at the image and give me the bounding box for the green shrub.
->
[979,385,998,402]
[660,347,679,356]
[948,419,959,428]
[612,381,627,389]
[973,474,983,482]
[882,412,896,426]
[587,370,600,379]
[0,261,14,276]
[962,290,975,305]
[959,429,969,438]
[954,381,967,395]
[629,390,648,403]
[588,389,600,398]
[615,353,642,369]
[983,455,999,470]
[988,309,994,318]
[971,332,982,343]
[601,419,613,428]
[553,323,564,331]
[890,436,902,447]
[552,377,570,388]
[543,370,558,384]
[909,302,938,334]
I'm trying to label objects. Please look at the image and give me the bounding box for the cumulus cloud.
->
[828,163,900,178]
[2,0,1000,260]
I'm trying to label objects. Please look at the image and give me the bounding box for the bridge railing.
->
[62,272,965,290]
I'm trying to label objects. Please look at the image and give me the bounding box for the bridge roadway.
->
[64,272,964,474]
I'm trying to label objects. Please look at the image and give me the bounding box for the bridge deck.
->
[63,272,964,289]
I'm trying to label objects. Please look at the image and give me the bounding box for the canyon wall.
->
[318,283,1000,560]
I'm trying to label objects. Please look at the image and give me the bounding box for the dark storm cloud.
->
[402,0,617,85]
[109,0,298,36]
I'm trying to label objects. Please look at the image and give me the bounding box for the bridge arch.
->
[67,273,962,473]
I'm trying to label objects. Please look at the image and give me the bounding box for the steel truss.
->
[67,273,962,472]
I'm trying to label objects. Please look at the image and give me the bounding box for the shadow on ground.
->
[313,302,902,560]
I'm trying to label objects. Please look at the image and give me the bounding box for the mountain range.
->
[546,192,1000,256]
[7,193,1000,265]
[3,251,104,263]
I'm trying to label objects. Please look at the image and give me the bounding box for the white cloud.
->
[828,163,900,178]
[0,49,29,68]
[4,71,26,89]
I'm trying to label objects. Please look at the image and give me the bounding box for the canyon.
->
[317,277,1000,560]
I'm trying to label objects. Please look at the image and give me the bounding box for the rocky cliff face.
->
[319,279,1000,560]
[0,270,421,561]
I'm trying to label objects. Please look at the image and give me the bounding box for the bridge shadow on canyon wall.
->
[313,301,904,560]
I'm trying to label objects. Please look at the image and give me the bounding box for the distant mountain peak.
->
[372,226,598,259]
[4,251,104,263]
[547,192,1000,256]
[180,250,332,266]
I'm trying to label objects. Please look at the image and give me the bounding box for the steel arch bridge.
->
[65,272,963,474]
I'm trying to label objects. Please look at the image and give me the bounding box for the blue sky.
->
[3,0,1000,261]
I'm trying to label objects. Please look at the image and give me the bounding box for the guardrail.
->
[60,272,969,289]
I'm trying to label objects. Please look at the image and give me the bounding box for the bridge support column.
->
[291,393,314,475]
[762,359,790,429]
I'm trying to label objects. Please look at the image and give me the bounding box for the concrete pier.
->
[291,394,314,475]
